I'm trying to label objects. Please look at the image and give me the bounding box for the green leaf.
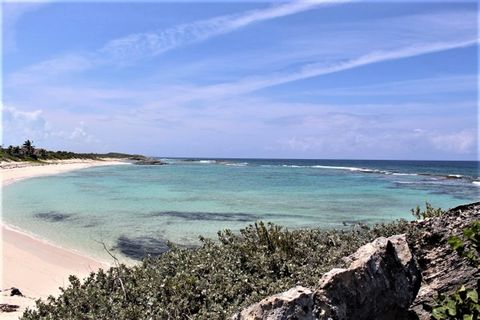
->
[466,289,478,303]
[448,236,464,251]
[432,307,447,320]
[446,299,457,316]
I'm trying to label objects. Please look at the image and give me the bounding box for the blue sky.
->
[2,1,478,160]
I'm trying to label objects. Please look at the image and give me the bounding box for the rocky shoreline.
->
[234,202,480,320]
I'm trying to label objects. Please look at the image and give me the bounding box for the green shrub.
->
[431,285,479,320]
[22,220,417,320]
[411,202,445,220]
[448,221,480,267]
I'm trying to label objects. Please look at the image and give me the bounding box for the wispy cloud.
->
[10,54,95,85]
[4,2,478,159]
[298,74,477,97]
[100,0,348,62]
[8,0,345,84]
[3,2,48,53]
[168,38,479,101]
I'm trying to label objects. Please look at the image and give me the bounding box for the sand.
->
[1,159,128,319]
[1,158,129,186]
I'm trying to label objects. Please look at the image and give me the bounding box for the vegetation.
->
[22,220,418,320]
[0,140,144,162]
[431,221,479,320]
[411,202,445,220]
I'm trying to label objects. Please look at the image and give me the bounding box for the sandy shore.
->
[1,158,129,186]
[1,159,128,318]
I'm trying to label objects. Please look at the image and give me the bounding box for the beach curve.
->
[1,159,129,318]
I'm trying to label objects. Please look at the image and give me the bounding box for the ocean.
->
[2,158,479,262]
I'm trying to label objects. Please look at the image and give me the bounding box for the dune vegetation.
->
[0,140,144,162]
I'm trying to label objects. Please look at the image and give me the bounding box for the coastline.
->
[1,159,128,318]
[1,158,130,186]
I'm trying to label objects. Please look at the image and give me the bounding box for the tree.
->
[21,140,35,157]
[12,146,21,156]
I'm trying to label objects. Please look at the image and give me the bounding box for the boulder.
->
[233,286,315,320]
[315,234,421,320]
[235,234,421,320]
[10,288,23,297]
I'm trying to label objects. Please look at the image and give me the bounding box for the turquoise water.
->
[2,159,478,262]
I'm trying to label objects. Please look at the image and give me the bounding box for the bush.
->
[411,202,445,220]
[22,220,417,320]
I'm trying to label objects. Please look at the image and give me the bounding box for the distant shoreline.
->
[1,159,129,318]
[1,158,131,186]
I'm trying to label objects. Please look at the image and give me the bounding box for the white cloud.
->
[100,0,347,62]
[2,105,50,145]
[299,75,477,97]
[69,121,95,143]
[429,130,477,154]
[10,54,95,85]
[7,0,341,84]
[2,2,48,53]
[153,38,478,103]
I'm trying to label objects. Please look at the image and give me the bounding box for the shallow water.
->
[2,159,478,261]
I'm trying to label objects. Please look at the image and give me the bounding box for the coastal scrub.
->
[22,220,417,319]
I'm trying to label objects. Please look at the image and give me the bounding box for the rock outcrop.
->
[316,234,420,320]
[234,202,480,320]
[134,158,165,165]
[235,286,315,320]
[235,234,421,320]
[409,202,480,319]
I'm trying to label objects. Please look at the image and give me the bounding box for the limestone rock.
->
[315,234,421,320]
[235,234,421,320]
[233,286,315,320]
[409,202,480,319]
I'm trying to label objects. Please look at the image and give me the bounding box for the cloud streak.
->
[9,0,348,84]
[100,0,349,61]
[186,38,479,98]
[298,74,477,97]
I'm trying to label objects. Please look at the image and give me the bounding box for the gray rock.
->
[315,234,421,320]
[409,202,480,319]
[10,288,23,297]
[0,303,20,312]
[235,234,421,320]
[134,158,165,165]
[233,286,315,320]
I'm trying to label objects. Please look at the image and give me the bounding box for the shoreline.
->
[1,159,128,318]
[1,158,131,186]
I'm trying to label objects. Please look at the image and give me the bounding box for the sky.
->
[1,0,478,160]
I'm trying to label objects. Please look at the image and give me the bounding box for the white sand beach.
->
[1,158,128,186]
[1,159,128,318]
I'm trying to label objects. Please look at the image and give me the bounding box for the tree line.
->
[0,140,144,161]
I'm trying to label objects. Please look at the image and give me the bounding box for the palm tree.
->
[21,140,35,156]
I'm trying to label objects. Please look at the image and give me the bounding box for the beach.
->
[1,158,129,186]
[1,159,127,319]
